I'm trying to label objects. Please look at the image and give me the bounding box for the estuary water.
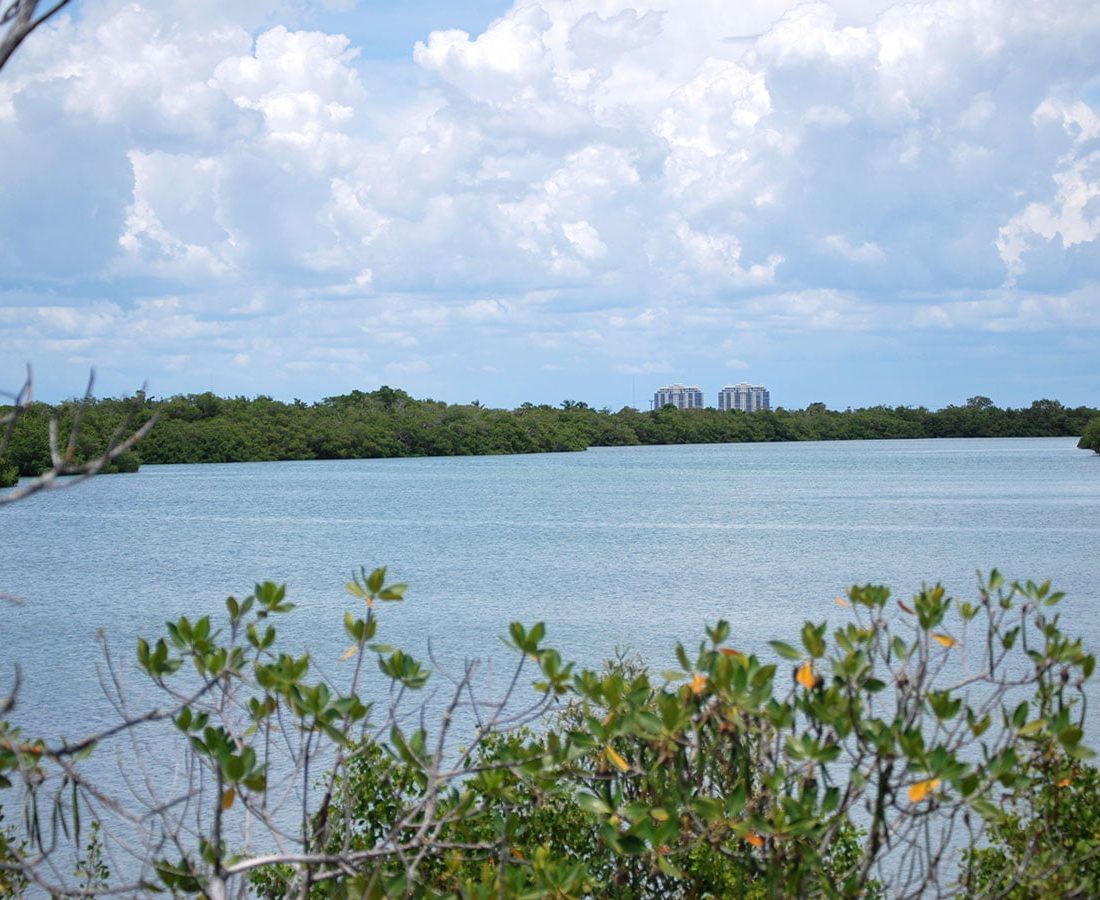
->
[2,437,1099,744]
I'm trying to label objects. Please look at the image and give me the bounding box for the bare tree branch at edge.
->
[0,0,73,70]
[0,366,159,508]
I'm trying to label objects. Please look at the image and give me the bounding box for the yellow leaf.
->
[340,644,359,661]
[743,831,764,848]
[221,788,236,810]
[605,745,630,773]
[796,661,816,690]
[907,778,941,803]
[834,596,849,608]
[933,634,957,649]
[719,647,742,657]
[690,672,708,694]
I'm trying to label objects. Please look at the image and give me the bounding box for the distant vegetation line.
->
[1,388,1098,476]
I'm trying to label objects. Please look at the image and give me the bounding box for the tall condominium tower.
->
[652,384,705,410]
[718,383,770,412]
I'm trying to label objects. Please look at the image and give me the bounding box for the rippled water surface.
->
[3,437,1099,741]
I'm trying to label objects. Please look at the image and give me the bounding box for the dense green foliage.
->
[1079,417,1100,453]
[3,566,1095,897]
[2,389,1097,474]
[966,752,1100,896]
[250,686,869,899]
[0,808,26,897]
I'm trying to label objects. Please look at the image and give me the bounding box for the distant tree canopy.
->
[1,389,1097,474]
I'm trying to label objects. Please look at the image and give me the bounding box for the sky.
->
[1,0,1098,411]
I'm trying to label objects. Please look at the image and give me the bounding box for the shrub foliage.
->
[1,567,1096,897]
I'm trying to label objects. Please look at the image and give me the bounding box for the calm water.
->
[2,437,1099,743]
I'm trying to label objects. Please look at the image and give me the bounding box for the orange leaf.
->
[1057,777,1072,788]
[933,634,957,649]
[907,778,941,803]
[221,788,236,810]
[743,831,764,848]
[605,745,630,773]
[719,647,742,657]
[834,596,849,608]
[340,644,359,661]
[796,661,816,690]
[898,600,914,614]
[690,672,708,695]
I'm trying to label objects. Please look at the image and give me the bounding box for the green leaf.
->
[769,640,802,661]
[576,792,613,816]
[801,622,826,658]
[656,854,685,878]
[690,796,723,822]
[617,834,647,855]
[725,784,747,817]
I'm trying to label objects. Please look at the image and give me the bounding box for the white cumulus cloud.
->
[2,0,1099,407]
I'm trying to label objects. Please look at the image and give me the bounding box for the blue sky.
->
[2,0,1098,410]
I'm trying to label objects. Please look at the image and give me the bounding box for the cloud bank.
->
[1,0,1098,408]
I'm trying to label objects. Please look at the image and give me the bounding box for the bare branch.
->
[0,0,73,71]
[0,367,159,507]
[0,664,20,715]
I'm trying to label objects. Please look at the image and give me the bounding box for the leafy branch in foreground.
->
[1,568,1095,897]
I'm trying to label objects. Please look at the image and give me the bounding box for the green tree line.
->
[1,389,1098,476]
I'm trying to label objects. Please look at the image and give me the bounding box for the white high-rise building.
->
[652,384,705,410]
[718,383,770,412]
